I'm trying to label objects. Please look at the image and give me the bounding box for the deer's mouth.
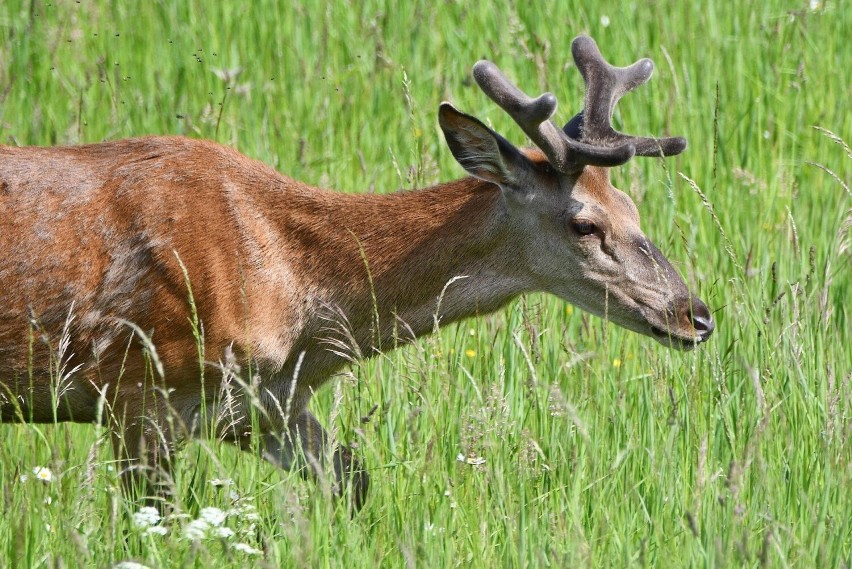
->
[649,325,703,351]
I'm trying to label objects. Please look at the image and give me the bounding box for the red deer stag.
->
[0,36,713,510]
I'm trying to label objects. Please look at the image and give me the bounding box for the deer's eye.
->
[571,220,597,236]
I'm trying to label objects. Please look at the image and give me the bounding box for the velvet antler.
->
[472,35,686,173]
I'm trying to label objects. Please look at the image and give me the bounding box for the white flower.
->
[132,507,161,529]
[232,543,262,556]
[456,453,486,466]
[209,478,234,488]
[183,519,210,540]
[44,496,52,505]
[19,474,28,483]
[33,466,53,483]
[114,562,153,569]
[212,526,235,539]
[600,15,611,27]
[199,507,227,526]
[145,525,169,536]
[229,502,260,522]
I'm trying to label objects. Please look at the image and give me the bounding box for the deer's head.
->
[439,36,714,350]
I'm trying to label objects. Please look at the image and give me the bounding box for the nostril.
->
[688,298,715,339]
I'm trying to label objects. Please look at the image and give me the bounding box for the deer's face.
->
[439,106,714,350]
[440,37,716,350]
[513,159,713,349]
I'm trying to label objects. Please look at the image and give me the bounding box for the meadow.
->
[0,0,850,567]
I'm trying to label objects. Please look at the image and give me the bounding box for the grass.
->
[0,0,850,567]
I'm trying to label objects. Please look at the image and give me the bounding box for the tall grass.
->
[0,0,849,567]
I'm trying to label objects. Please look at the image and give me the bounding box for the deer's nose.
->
[687,298,715,341]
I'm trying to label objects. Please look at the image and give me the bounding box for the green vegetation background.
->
[0,0,849,567]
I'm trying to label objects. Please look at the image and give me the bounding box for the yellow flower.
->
[565,306,573,316]
[465,349,476,358]
[612,359,622,368]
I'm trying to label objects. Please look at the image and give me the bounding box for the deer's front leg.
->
[259,410,369,511]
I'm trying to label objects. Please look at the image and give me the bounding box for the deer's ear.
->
[438,103,528,187]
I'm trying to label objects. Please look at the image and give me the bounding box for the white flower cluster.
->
[132,507,169,536]
[129,479,262,556]
[181,502,263,557]
[232,543,263,556]
[183,507,232,540]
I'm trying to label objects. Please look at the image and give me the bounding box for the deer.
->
[0,36,714,511]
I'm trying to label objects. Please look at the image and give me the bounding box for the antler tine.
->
[472,60,569,172]
[473,60,636,173]
[565,36,687,157]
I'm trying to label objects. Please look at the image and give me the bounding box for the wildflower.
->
[146,526,169,536]
[464,349,476,358]
[456,453,486,466]
[33,466,53,483]
[132,507,161,529]
[114,562,153,569]
[19,475,28,483]
[229,502,261,522]
[212,526,235,539]
[600,15,611,27]
[565,305,573,316]
[612,358,622,368]
[183,519,210,540]
[209,478,234,488]
[199,507,227,527]
[232,543,262,556]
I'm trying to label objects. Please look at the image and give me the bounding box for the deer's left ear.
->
[438,103,529,187]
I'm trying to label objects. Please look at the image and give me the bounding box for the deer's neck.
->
[276,177,532,353]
